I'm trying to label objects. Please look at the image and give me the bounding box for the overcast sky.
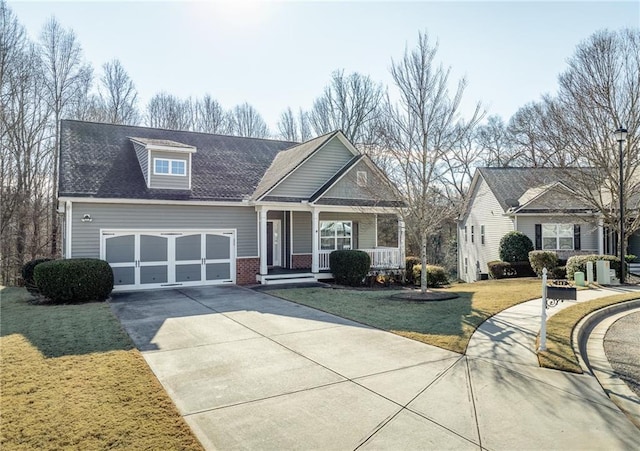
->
[9,0,640,131]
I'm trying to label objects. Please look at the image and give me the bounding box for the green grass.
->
[538,292,640,373]
[0,287,203,450]
[270,278,543,353]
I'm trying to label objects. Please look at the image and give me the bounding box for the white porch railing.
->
[318,248,402,271]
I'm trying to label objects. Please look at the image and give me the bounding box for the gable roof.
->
[477,167,592,212]
[59,120,296,201]
[252,130,354,200]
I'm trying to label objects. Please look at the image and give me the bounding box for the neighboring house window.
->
[464,226,468,243]
[542,224,574,250]
[320,221,352,250]
[464,257,468,274]
[356,171,368,187]
[154,158,186,176]
[471,226,475,243]
[481,225,485,245]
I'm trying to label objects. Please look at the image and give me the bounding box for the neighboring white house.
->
[457,167,618,283]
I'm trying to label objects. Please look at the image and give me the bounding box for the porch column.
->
[259,208,268,275]
[597,218,604,255]
[398,216,406,265]
[311,209,319,272]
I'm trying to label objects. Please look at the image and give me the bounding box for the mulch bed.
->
[389,290,459,302]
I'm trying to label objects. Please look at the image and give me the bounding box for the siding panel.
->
[71,203,257,258]
[321,160,395,202]
[149,150,190,190]
[459,177,515,282]
[517,216,598,252]
[270,138,353,198]
[292,211,312,253]
[133,142,149,186]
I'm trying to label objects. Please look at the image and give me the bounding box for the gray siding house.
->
[59,120,404,291]
[458,167,614,283]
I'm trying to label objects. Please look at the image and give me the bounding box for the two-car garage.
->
[101,229,236,290]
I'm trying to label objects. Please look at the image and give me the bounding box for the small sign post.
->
[538,267,548,352]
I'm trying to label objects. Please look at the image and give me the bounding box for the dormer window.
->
[154,158,186,176]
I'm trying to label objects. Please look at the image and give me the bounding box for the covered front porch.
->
[255,206,405,284]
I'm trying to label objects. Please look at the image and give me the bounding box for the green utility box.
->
[574,271,585,287]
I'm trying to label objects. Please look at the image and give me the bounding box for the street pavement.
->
[110,285,640,450]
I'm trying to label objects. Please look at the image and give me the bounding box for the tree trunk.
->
[50,115,59,258]
[420,231,428,293]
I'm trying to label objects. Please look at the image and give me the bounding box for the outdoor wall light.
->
[81,214,93,222]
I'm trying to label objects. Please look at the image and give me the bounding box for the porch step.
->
[256,272,317,285]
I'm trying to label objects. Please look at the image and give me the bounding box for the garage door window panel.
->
[106,235,135,263]
[206,234,231,260]
[140,235,168,262]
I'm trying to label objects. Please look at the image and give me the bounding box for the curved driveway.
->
[110,286,640,450]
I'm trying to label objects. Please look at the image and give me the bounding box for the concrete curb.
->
[573,299,640,429]
[573,298,640,374]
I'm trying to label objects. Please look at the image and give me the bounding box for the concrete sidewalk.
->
[111,285,640,450]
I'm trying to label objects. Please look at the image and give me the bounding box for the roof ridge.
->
[61,119,298,145]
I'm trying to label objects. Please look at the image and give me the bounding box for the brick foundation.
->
[236,257,260,285]
[292,254,312,270]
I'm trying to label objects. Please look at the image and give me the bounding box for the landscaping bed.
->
[0,287,203,450]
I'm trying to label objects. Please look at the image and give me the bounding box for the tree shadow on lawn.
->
[0,287,134,358]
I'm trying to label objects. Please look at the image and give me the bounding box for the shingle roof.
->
[477,167,594,212]
[59,120,297,201]
[251,131,340,200]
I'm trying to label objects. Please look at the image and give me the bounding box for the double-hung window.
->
[154,158,186,176]
[471,226,475,243]
[320,221,352,251]
[542,224,573,250]
[480,225,485,245]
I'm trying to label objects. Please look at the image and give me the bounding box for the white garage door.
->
[101,229,236,290]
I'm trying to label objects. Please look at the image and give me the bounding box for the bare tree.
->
[475,115,519,167]
[545,29,640,259]
[146,92,194,130]
[1,1,51,284]
[276,107,311,142]
[379,32,483,292]
[99,59,139,125]
[227,102,269,138]
[309,70,382,144]
[194,94,227,134]
[40,16,92,257]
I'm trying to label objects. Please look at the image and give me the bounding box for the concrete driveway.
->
[110,286,640,450]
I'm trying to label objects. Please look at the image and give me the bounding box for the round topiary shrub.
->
[21,258,54,293]
[528,250,559,276]
[411,264,449,287]
[329,250,371,286]
[33,258,114,304]
[499,231,534,262]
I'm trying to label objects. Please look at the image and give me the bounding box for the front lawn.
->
[269,278,542,353]
[538,292,640,373]
[0,287,203,450]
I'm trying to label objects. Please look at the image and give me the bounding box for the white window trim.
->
[153,158,187,176]
[542,223,574,250]
[319,220,353,251]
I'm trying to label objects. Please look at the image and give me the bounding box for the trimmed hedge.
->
[487,260,536,279]
[21,258,53,292]
[528,250,559,276]
[405,256,420,284]
[549,266,567,279]
[499,231,534,262]
[33,258,114,303]
[566,254,620,280]
[329,250,371,286]
[412,264,449,287]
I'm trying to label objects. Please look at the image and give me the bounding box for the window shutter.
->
[535,224,542,250]
[574,224,581,250]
